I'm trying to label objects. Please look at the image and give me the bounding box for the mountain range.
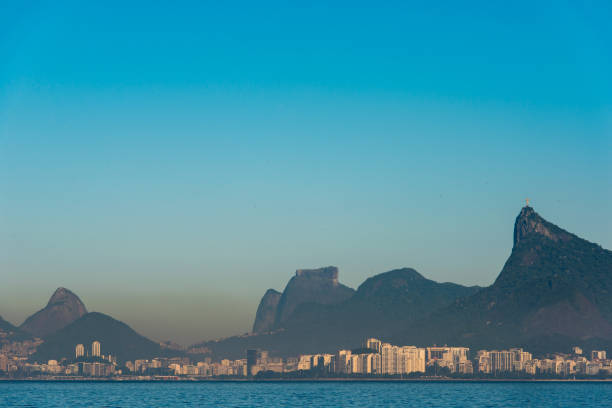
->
[4,288,186,363]
[192,267,481,359]
[390,206,612,354]
[3,205,611,362]
[193,206,612,359]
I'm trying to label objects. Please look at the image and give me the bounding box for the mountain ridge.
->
[193,206,612,358]
[194,267,480,359]
[31,312,187,363]
[389,206,612,354]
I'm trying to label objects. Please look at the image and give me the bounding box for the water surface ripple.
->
[1,381,611,407]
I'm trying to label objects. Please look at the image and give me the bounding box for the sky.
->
[0,1,611,345]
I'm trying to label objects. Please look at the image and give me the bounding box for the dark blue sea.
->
[1,381,611,407]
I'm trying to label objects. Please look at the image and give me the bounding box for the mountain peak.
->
[48,287,84,307]
[20,287,88,338]
[513,205,572,248]
[295,266,339,285]
[274,266,354,327]
[252,289,282,334]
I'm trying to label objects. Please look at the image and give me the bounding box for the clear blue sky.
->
[1,1,611,345]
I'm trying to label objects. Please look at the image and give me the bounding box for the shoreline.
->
[2,377,612,383]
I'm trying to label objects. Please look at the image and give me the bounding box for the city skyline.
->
[1,1,611,344]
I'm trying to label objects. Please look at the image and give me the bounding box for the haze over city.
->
[1,1,611,345]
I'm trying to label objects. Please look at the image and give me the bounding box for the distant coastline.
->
[3,377,612,383]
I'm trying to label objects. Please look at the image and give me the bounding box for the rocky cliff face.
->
[198,205,612,358]
[513,206,573,248]
[496,206,612,337]
[199,267,480,359]
[274,266,355,327]
[20,287,88,338]
[252,289,282,334]
[396,206,612,353]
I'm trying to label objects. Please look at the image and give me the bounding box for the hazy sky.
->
[1,1,611,345]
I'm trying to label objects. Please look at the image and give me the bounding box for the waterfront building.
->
[297,355,312,371]
[477,349,530,374]
[246,349,258,376]
[592,350,607,361]
[134,359,149,372]
[524,359,538,375]
[75,344,85,358]
[265,357,284,373]
[196,362,210,376]
[476,350,491,374]
[458,360,474,374]
[92,341,101,357]
[371,353,382,374]
[0,354,8,372]
[366,338,382,353]
[427,346,469,373]
[284,357,298,372]
[586,361,602,375]
[336,350,352,374]
[381,343,397,374]
[427,346,469,363]
[380,343,425,375]
[490,350,514,373]
[510,348,532,372]
[398,346,426,374]
[66,363,79,375]
[182,365,197,375]
[169,363,181,374]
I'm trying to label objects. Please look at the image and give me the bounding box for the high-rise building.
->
[246,349,258,377]
[380,344,425,375]
[510,348,532,372]
[591,350,607,360]
[258,350,269,365]
[92,341,101,357]
[381,343,397,374]
[366,338,382,353]
[398,346,426,374]
[477,350,492,373]
[0,354,8,372]
[336,350,352,374]
[426,346,469,373]
[490,350,514,373]
[75,344,85,358]
[297,355,312,371]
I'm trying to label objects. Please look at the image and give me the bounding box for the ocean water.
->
[1,381,611,407]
